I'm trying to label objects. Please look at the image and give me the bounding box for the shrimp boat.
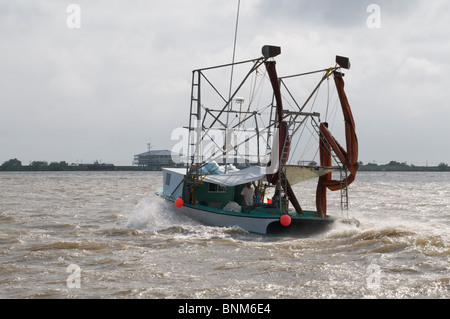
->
[156,45,358,235]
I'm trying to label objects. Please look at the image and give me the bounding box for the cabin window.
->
[165,173,171,186]
[208,183,226,193]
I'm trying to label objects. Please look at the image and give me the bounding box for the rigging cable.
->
[295,76,323,163]
[226,0,241,122]
[224,0,241,164]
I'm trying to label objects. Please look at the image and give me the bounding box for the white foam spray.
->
[126,196,175,231]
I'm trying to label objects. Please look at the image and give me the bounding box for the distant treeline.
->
[1,159,77,171]
[358,160,449,172]
[2,158,449,172]
[0,158,183,171]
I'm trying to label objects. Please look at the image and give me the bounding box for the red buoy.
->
[174,198,184,208]
[280,214,291,227]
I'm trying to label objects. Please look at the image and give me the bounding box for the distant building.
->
[133,150,182,168]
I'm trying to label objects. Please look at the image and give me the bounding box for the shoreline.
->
[0,165,184,172]
[1,165,448,172]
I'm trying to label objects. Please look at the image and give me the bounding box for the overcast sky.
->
[1,0,449,166]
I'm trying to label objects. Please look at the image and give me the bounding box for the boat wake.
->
[324,212,449,259]
[338,217,361,228]
[126,196,195,231]
[126,196,251,238]
[127,196,448,261]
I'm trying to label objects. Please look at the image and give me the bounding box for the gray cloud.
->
[254,0,422,28]
[1,0,449,166]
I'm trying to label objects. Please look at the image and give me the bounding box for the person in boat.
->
[241,182,255,208]
[254,191,261,207]
[272,186,281,208]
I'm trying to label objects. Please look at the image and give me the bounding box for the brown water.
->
[0,171,448,298]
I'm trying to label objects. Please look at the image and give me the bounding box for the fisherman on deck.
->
[241,182,255,208]
[272,185,281,208]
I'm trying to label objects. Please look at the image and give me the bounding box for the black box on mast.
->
[336,55,351,69]
[262,45,281,58]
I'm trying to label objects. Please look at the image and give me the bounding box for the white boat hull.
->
[157,189,334,235]
[175,203,279,235]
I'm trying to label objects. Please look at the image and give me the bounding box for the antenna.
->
[225,0,242,163]
[228,0,241,102]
